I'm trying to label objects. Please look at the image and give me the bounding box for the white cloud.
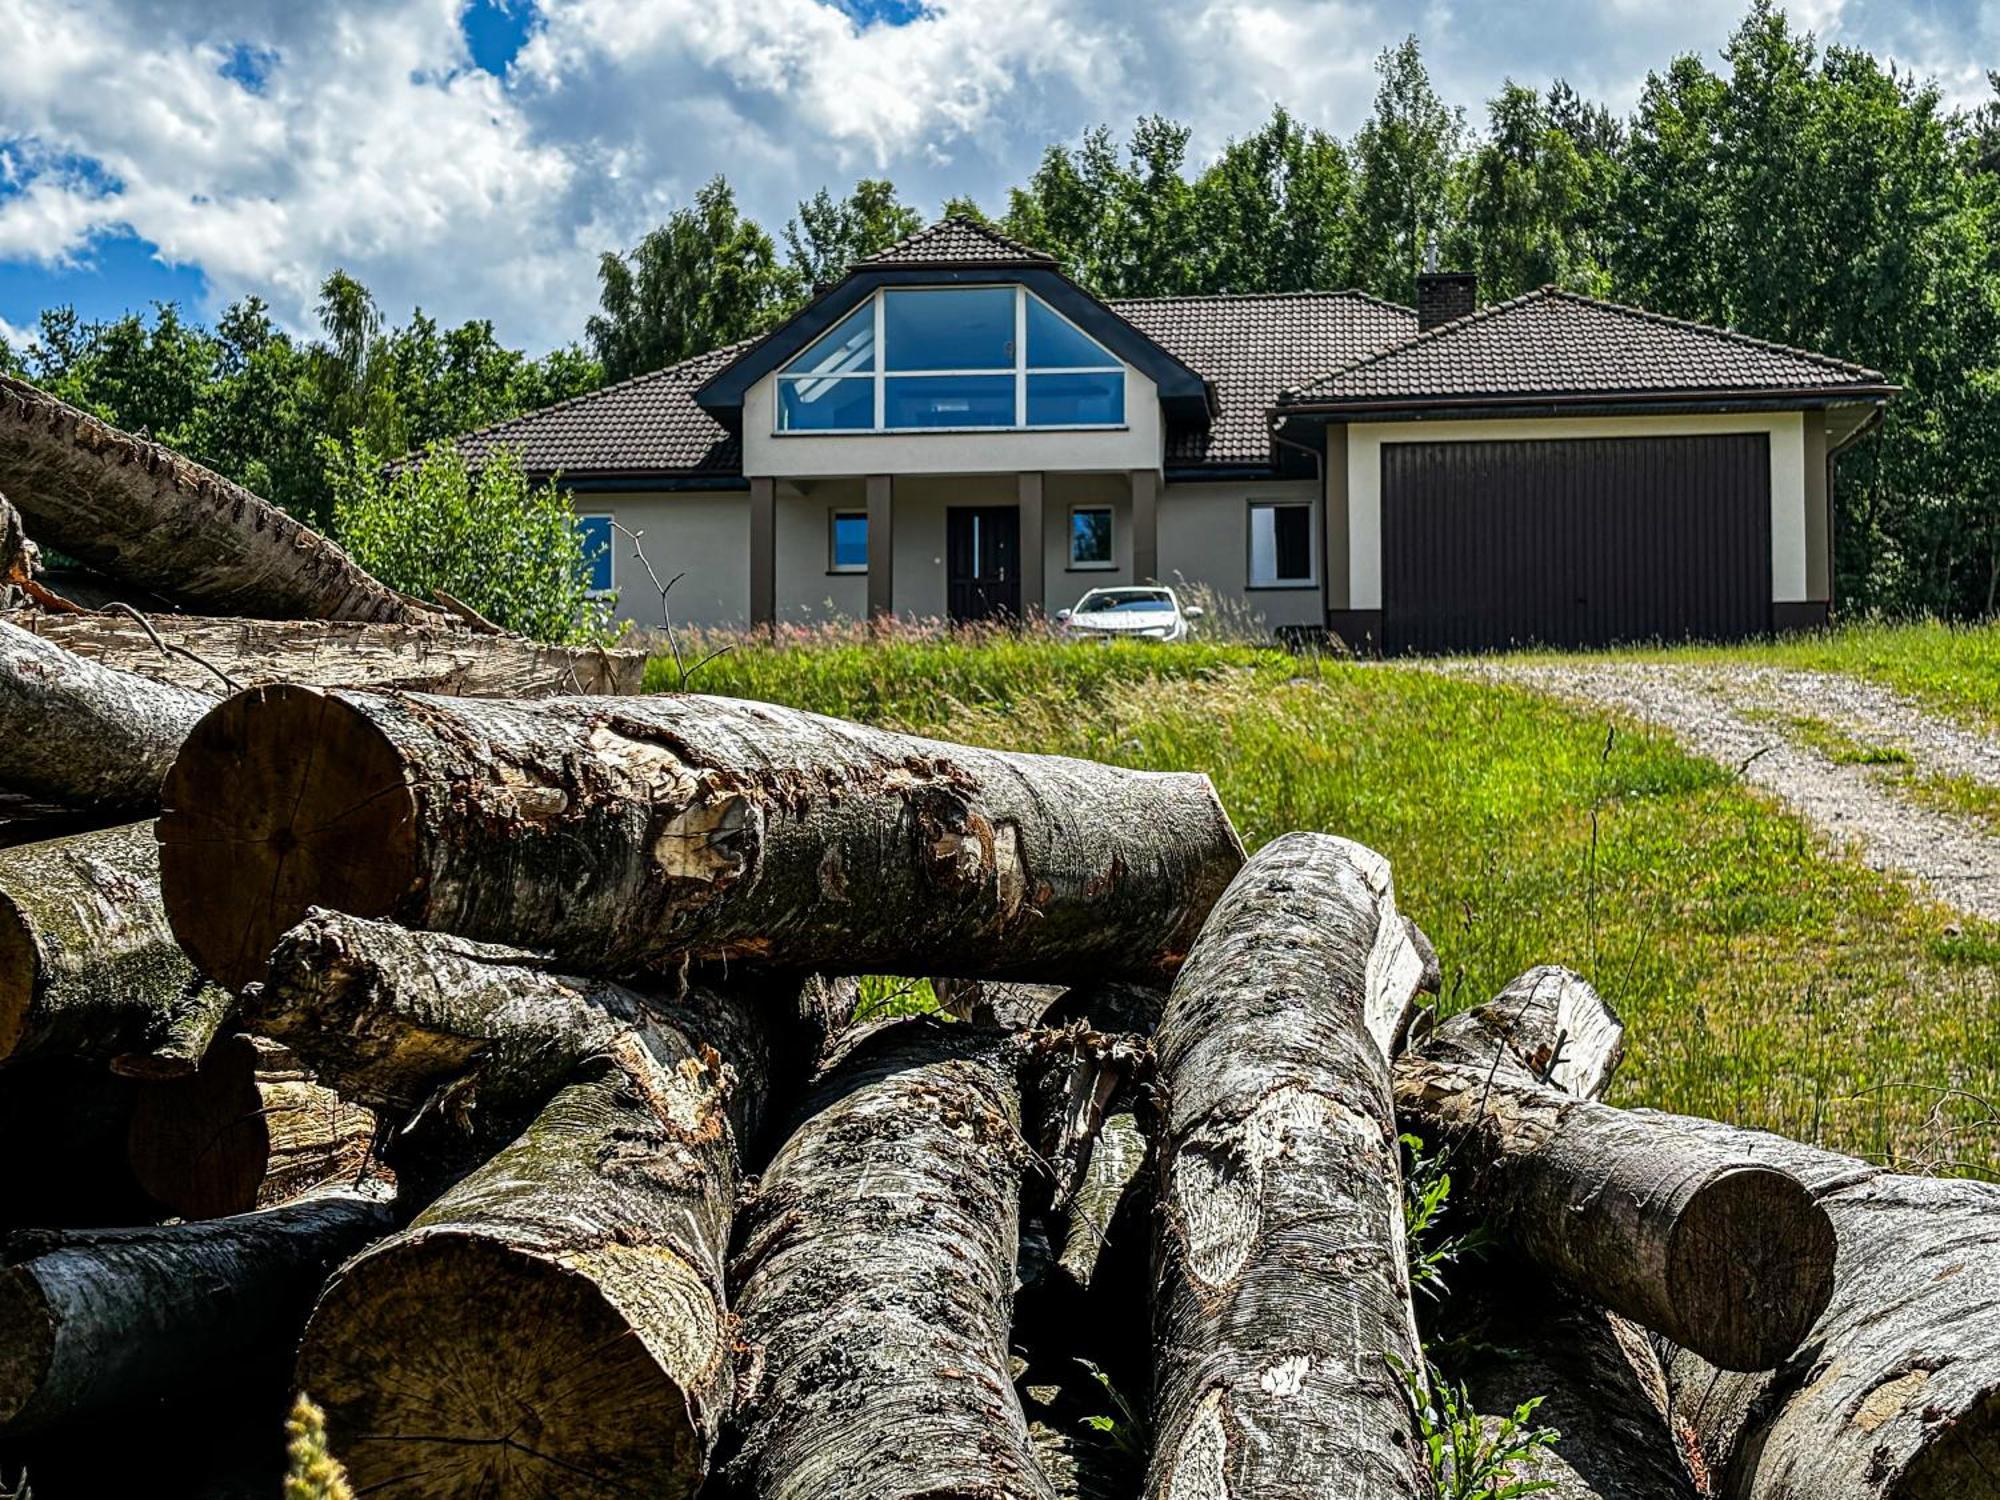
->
[0,0,1990,353]
[0,312,38,352]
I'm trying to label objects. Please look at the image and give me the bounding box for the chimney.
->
[1416,271,1478,331]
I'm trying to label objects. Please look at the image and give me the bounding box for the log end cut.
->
[0,1265,54,1430]
[299,1232,707,1498]
[1897,1388,2000,1499]
[160,685,417,990]
[1669,1163,1837,1372]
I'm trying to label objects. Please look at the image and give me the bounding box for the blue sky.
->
[1,0,1992,356]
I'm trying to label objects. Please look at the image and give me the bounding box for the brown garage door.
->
[1382,434,1771,654]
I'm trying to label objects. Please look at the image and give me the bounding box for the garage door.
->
[1382,434,1771,654]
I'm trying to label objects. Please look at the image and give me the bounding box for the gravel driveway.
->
[1453,661,2000,924]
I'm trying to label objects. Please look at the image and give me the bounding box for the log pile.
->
[3,406,1996,1498]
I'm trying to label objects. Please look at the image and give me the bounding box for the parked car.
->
[1055,586,1203,642]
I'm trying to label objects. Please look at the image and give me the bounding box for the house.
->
[452,217,1894,652]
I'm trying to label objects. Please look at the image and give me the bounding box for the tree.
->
[587,177,787,381]
[783,180,923,294]
[1190,107,1354,293]
[1002,118,1198,295]
[1448,82,1617,300]
[1350,38,1465,304]
[325,440,611,645]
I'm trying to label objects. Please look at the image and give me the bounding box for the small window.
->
[576,514,614,594]
[830,511,868,572]
[1248,502,1314,588]
[1070,506,1114,569]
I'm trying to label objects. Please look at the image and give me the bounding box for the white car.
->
[1055,586,1203,642]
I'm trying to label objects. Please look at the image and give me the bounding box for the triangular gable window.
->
[776,286,1124,432]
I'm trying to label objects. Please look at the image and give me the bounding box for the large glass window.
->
[576,514,613,594]
[1248,502,1314,588]
[829,511,868,572]
[775,286,1124,432]
[1070,506,1113,568]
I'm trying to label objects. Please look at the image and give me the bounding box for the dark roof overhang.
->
[1271,385,1897,429]
[694,266,1214,429]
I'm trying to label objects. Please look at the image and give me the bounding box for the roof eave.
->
[1273,385,1898,422]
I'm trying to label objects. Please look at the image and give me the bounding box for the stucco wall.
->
[1342,411,1810,610]
[572,491,750,629]
[740,366,1164,478]
[1160,479,1325,629]
[774,479,869,625]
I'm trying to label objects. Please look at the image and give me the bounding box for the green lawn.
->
[667,633,1999,1178]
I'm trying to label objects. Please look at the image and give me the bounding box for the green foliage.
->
[851,975,941,1021]
[678,627,2000,1176]
[327,440,612,645]
[1393,1357,1560,1500]
[784,179,924,292]
[1401,1133,1491,1298]
[1350,38,1467,303]
[1075,1357,1149,1461]
[284,1395,355,1500]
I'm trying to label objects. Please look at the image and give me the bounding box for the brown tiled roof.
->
[453,340,755,478]
[1285,287,1891,406]
[858,217,1057,269]
[1109,291,1416,466]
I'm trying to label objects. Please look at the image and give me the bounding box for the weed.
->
[1402,1133,1490,1299]
[1394,1357,1560,1500]
[852,975,942,1022]
[284,1395,354,1500]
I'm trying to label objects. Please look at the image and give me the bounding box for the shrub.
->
[325,438,613,645]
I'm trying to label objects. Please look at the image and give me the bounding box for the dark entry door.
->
[946,507,1022,623]
[1382,434,1771,654]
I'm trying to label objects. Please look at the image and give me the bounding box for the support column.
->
[1803,410,1830,603]
[1017,472,1045,618]
[866,474,894,623]
[1323,425,1351,610]
[749,477,775,632]
[1130,469,1158,585]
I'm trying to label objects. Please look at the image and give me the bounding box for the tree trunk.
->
[1149,832,1431,1500]
[0,1192,395,1435]
[724,1020,1056,1500]
[1425,973,1697,1499]
[0,493,37,591]
[1021,980,1162,1210]
[0,621,213,819]
[0,374,422,623]
[298,989,773,1498]
[159,684,1247,991]
[126,1034,378,1219]
[0,821,232,1078]
[1394,1004,1836,1373]
[1642,1113,2000,1500]
[3,606,645,697]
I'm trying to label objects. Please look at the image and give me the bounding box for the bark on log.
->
[1394,1001,1835,1372]
[1641,1113,2000,1499]
[0,494,37,590]
[298,988,773,1497]
[160,684,1247,991]
[0,1192,395,1435]
[1021,981,1162,1210]
[126,1034,377,1219]
[724,1020,1056,1500]
[936,976,1069,1027]
[0,620,213,818]
[0,374,422,623]
[3,607,645,697]
[0,821,231,1076]
[1149,832,1431,1500]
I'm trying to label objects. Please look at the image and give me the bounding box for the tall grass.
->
[654,633,1999,1176]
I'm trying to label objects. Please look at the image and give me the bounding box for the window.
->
[1248,502,1314,588]
[1070,506,1114,569]
[775,286,1125,433]
[829,511,868,572]
[576,514,613,594]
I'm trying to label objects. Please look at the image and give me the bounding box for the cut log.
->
[936,976,1069,1027]
[127,1034,377,1219]
[724,1020,1056,1500]
[3,607,645,697]
[1149,832,1430,1500]
[1394,995,1836,1372]
[0,620,213,819]
[0,374,423,623]
[299,987,773,1497]
[0,1192,395,1435]
[1643,1113,2000,1500]
[0,821,231,1076]
[159,684,1246,991]
[1019,979,1161,1209]
[0,493,37,590]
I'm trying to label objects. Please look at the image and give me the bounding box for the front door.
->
[946,507,1021,623]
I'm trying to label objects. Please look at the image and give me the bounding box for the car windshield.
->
[1076,590,1173,615]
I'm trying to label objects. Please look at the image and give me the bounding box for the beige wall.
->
[741,366,1164,479]
[774,479,869,626]
[572,491,749,629]
[1160,479,1325,629]
[1343,411,1811,609]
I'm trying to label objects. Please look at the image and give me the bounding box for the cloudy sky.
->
[1,0,1992,355]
